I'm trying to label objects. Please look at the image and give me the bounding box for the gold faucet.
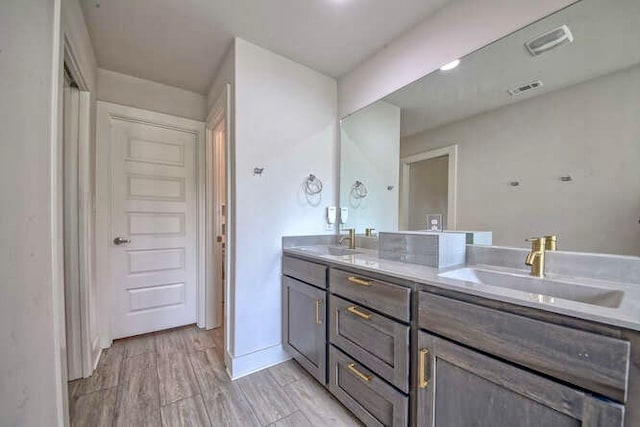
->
[525,237,547,278]
[365,228,376,237]
[339,228,356,250]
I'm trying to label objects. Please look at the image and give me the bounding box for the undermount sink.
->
[439,267,624,308]
[297,246,363,257]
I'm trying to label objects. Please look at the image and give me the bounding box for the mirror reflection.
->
[340,0,640,256]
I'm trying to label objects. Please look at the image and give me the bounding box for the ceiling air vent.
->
[508,80,544,96]
[525,25,574,57]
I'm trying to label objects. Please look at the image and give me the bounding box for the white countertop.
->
[284,245,640,332]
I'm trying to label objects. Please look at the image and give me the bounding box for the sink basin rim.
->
[296,245,364,257]
[439,267,624,309]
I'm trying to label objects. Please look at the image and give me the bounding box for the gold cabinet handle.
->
[347,276,372,286]
[347,363,372,382]
[347,306,372,320]
[315,300,323,324]
[419,348,430,389]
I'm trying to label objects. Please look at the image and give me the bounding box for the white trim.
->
[196,114,206,330]
[95,101,205,344]
[205,85,230,331]
[63,86,82,381]
[226,345,290,380]
[400,144,458,230]
[63,36,89,91]
[63,31,99,380]
[51,1,67,424]
[76,90,98,377]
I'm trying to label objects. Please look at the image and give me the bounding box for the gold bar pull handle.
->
[347,363,372,382]
[347,306,372,320]
[419,348,431,389]
[315,300,323,324]
[347,276,372,286]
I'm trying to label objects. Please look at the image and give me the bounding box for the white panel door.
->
[107,111,198,339]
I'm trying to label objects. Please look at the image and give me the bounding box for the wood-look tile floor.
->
[68,325,361,427]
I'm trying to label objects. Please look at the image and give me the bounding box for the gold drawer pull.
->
[347,306,372,320]
[347,363,372,382]
[347,276,372,286]
[419,348,430,389]
[315,300,323,324]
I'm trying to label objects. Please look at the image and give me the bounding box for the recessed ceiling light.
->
[439,59,460,71]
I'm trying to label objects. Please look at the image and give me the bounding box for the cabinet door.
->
[417,331,624,427]
[282,276,326,383]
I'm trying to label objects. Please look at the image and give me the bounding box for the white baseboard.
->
[99,334,112,349]
[226,344,291,380]
[91,337,101,371]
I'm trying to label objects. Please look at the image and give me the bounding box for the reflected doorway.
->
[400,144,458,231]
[408,155,449,230]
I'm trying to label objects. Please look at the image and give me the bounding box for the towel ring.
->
[304,174,323,195]
[351,180,368,199]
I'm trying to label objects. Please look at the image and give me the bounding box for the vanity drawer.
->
[330,269,411,322]
[283,255,327,289]
[329,295,410,392]
[329,346,408,427]
[419,292,630,402]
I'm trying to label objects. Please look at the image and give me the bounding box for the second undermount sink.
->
[298,246,363,257]
[439,267,624,308]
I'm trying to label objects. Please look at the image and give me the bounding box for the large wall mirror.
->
[339,0,640,256]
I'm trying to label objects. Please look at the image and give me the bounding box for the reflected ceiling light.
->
[439,59,460,71]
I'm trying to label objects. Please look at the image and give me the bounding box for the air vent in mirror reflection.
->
[508,80,544,96]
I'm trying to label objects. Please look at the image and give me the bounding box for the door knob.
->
[113,237,131,245]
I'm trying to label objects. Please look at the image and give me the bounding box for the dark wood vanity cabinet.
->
[282,253,636,427]
[416,330,625,427]
[282,256,328,383]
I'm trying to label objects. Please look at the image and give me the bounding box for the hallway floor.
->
[68,325,361,426]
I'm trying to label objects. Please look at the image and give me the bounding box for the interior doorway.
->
[205,84,230,360]
[400,145,458,231]
[408,155,449,230]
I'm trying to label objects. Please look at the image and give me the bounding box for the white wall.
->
[408,156,449,230]
[340,101,400,232]
[231,38,337,376]
[1,0,66,425]
[402,65,640,256]
[338,0,577,117]
[97,68,207,121]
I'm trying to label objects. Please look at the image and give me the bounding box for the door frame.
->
[205,84,230,331]
[95,101,206,346]
[400,144,458,230]
[62,37,100,378]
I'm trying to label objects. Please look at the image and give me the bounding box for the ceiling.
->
[81,0,452,94]
[384,0,640,138]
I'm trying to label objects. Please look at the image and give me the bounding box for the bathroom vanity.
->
[282,1,640,425]
[281,239,640,427]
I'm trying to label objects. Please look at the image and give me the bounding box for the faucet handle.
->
[544,235,557,251]
[525,237,546,250]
